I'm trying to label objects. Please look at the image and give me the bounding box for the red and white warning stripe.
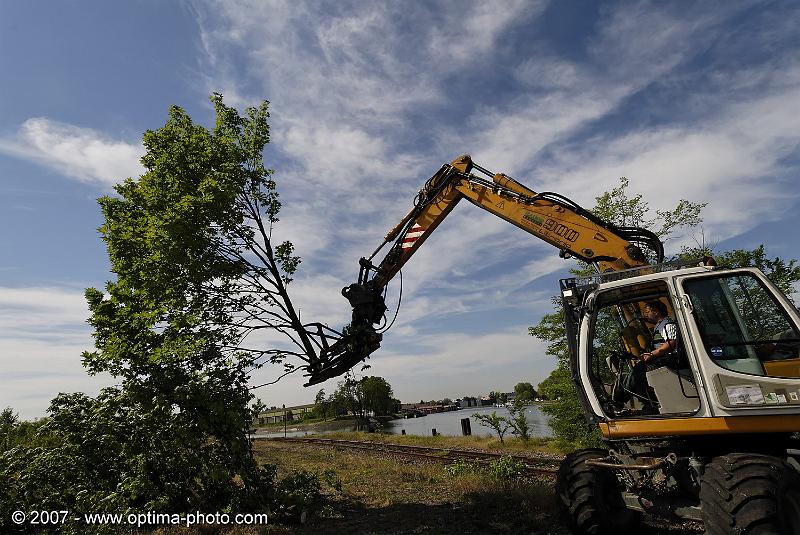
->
[401,224,426,249]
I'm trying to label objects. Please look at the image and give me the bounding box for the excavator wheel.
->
[700,453,800,535]
[556,448,640,534]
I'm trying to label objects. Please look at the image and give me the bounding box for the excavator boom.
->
[305,155,663,385]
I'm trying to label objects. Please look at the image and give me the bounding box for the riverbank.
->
[254,417,366,434]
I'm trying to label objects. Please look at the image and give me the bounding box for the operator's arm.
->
[641,323,677,362]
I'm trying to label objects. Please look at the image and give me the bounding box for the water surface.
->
[253,404,552,439]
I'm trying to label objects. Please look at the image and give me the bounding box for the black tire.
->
[556,448,641,534]
[700,453,800,535]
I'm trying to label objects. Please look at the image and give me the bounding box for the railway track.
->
[263,437,561,477]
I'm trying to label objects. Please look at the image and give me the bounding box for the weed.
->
[444,460,481,477]
[488,456,526,480]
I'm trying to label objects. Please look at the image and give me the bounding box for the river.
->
[254,404,552,439]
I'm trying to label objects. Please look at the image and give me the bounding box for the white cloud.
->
[187,1,800,407]
[0,118,144,186]
[464,3,756,173]
[535,78,800,244]
[0,287,112,419]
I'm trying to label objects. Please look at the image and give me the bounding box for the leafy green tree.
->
[513,382,536,402]
[360,376,394,416]
[334,373,365,419]
[0,95,323,532]
[332,375,395,418]
[84,93,315,383]
[473,411,511,443]
[79,93,301,505]
[703,245,800,297]
[507,397,531,441]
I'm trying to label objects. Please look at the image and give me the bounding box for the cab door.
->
[579,277,703,419]
[676,268,800,415]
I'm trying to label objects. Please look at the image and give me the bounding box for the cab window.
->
[683,273,800,377]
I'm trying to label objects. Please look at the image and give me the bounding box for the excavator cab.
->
[559,261,800,534]
[564,264,701,418]
[564,261,800,428]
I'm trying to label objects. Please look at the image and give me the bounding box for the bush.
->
[0,391,320,534]
[488,456,527,480]
[272,470,322,522]
[444,460,480,477]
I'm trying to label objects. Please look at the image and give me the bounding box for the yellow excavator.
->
[304,155,800,534]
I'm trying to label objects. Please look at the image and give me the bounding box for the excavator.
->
[302,155,800,534]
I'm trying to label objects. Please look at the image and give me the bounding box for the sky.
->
[1,1,799,418]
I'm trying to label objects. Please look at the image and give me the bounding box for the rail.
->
[261,437,561,477]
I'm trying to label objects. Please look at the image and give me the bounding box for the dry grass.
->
[251,439,563,535]
[154,436,701,534]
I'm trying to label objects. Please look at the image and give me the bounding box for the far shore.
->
[254,416,371,434]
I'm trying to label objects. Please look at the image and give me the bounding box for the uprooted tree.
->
[0,95,324,532]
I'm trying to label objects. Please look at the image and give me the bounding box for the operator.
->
[629,300,679,411]
[639,300,679,367]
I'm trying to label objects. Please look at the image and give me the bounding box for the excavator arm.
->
[304,155,663,385]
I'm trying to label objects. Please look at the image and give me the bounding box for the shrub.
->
[488,456,527,480]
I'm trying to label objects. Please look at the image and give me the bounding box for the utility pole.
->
[283,404,287,438]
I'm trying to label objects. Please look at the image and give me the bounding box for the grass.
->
[250,438,563,534]
[154,434,700,534]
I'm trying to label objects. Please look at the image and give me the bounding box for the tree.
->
[79,93,308,504]
[507,397,531,441]
[530,178,706,447]
[0,408,18,451]
[0,96,325,532]
[360,376,394,416]
[334,374,365,419]
[84,93,329,386]
[514,382,537,402]
[314,389,330,421]
[332,375,395,418]
[473,411,511,443]
[706,245,800,296]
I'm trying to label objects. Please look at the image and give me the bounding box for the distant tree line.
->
[314,374,399,420]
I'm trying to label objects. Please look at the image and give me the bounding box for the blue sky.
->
[1,1,799,418]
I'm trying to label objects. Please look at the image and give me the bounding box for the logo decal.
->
[523,212,544,226]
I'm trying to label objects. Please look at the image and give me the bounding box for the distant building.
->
[458,397,479,408]
[257,403,315,425]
